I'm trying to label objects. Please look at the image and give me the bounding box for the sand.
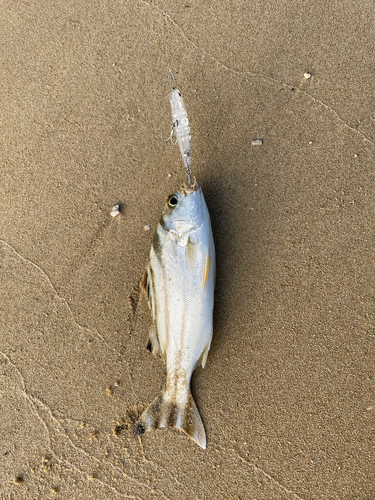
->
[0,0,374,498]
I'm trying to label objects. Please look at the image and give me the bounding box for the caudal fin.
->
[133,388,206,449]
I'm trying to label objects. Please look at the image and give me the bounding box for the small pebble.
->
[167,174,172,178]
[144,225,151,231]
[110,204,120,217]
[304,72,312,79]
[252,139,263,146]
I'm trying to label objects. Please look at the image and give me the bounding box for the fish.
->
[134,181,215,449]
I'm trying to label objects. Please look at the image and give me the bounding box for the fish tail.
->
[133,388,206,449]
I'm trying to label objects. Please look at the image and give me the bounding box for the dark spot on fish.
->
[133,422,145,435]
[146,340,152,352]
[149,265,158,340]
[159,216,168,231]
[167,404,177,427]
[182,394,195,438]
[152,228,163,256]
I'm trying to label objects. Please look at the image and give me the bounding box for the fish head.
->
[161,181,204,238]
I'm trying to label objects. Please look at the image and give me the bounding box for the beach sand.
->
[0,0,374,498]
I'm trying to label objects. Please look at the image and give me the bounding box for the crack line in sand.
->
[213,444,304,500]
[32,396,155,500]
[0,351,141,499]
[140,0,374,147]
[0,351,159,499]
[0,239,140,406]
[0,350,54,451]
[0,239,112,351]
[237,453,305,500]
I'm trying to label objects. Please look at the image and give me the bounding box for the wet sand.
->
[0,0,374,498]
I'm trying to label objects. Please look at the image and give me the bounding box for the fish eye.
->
[168,195,178,208]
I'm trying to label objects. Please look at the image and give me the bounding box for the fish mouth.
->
[173,182,202,223]
[180,178,198,195]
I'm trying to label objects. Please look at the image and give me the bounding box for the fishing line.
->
[156,1,177,90]
[155,1,193,183]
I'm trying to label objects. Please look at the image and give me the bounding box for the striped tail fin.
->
[133,387,206,449]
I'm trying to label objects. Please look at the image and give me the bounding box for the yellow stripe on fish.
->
[202,254,210,289]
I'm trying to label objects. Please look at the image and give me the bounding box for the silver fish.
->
[134,181,215,449]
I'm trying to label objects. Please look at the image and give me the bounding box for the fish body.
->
[134,182,215,449]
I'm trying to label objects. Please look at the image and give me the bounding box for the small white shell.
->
[252,139,263,146]
[304,72,312,79]
[144,225,151,231]
[110,204,120,217]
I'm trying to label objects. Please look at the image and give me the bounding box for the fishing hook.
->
[161,124,177,145]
